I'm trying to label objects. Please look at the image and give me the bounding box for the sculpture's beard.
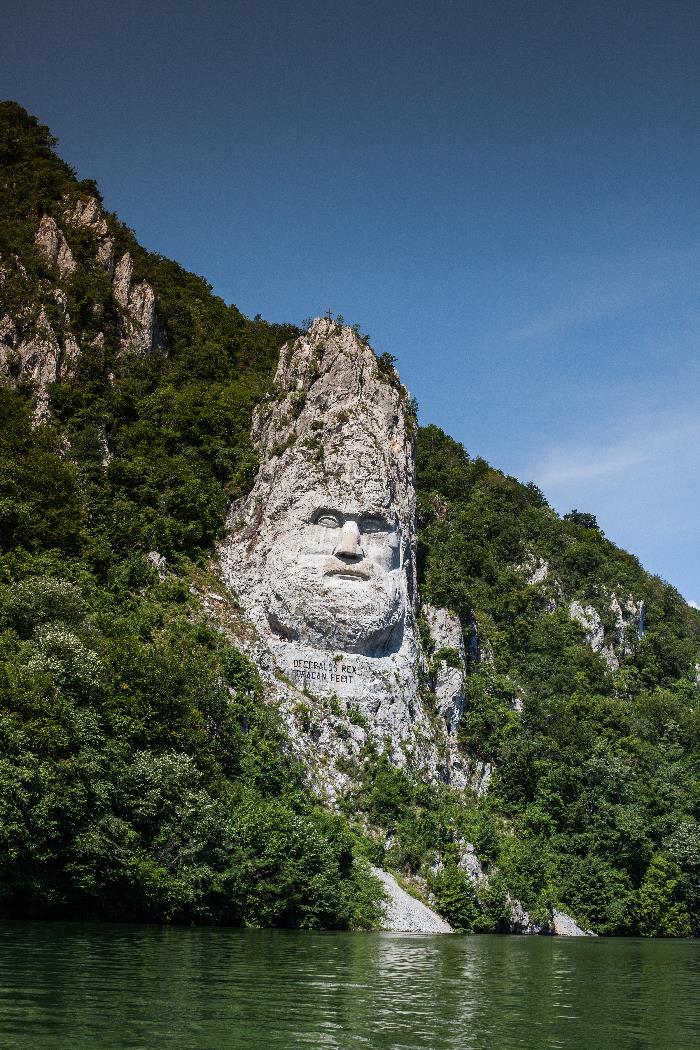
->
[265,550,405,655]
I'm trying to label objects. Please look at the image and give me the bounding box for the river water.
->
[0,922,697,1049]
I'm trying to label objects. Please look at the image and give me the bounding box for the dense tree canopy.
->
[415,425,700,933]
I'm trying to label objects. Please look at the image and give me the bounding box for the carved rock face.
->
[265,497,405,653]
[220,317,416,674]
[217,318,477,794]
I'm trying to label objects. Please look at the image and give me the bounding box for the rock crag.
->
[219,319,476,796]
[1,195,158,419]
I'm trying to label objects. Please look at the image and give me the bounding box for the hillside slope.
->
[414,425,700,934]
[1,102,698,935]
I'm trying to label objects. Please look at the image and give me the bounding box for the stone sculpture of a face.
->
[265,495,406,654]
[221,318,416,663]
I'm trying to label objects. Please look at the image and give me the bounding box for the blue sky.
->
[3,0,699,602]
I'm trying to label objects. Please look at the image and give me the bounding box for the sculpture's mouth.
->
[324,557,373,581]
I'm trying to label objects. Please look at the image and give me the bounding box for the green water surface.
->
[0,922,697,1049]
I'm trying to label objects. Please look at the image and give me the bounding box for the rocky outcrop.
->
[0,265,85,417]
[218,319,473,797]
[456,839,487,883]
[569,593,644,671]
[507,897,551,935]
[516,548,645,672]
[610,593,645,647]
[506,899,594,935]
[430,839,593,936]
[421,603,486,791]
[515,553,564,614]
[518,555,550,586]
[34,215,75,278]
[112,252,157,354]
[3,199,156,423]
[147,551,167,579]
[431,839,488,883]
[112,252,133,308]
[569,600,606,654]
[423,603,466,734]
[372,867,453,933]
[13,307,60,383]
[63,195,114,274]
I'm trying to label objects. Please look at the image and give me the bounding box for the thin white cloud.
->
[530,412,700,490]
[508,261,677,342]
[510,288,637,342]
[689,600,700,610]
[536,448,649,487]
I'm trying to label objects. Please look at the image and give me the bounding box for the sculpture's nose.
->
[334,520,363,561]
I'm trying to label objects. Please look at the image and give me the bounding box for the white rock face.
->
[147,551,167,579]
[112,252,132,308]
[518,555,550,586]
[569,600,606,653]
[507,897,551,935]
[569,593,644,671]
[2,308,61,419]
[219,319,470,795]
[423,603,466,734]
[34,215,75,278]
[0,252,83,419]
[609,593,645,648]
[455,839,487,883]
[63,195,115,274]
[113,252,157,354]
[3,199,154,425]
[420,603,484,791]
[372,867,453,933]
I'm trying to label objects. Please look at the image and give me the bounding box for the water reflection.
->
[0,923,697,1049]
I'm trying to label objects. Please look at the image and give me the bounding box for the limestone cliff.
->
[1,194,157,418]
[218,319,480,798]
[514,553,646,670]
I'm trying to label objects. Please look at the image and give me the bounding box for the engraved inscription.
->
[292,657,358,685]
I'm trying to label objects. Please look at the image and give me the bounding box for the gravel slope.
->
[372,868,453,933]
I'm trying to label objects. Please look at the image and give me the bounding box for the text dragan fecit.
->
[292,657,357,684]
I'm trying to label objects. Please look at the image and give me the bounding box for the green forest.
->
[1,101,698,935]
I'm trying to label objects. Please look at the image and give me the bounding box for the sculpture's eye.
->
[361,516,387,534]
[315,513,342,528]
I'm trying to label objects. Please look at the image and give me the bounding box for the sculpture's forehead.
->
[264,458,400,514]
